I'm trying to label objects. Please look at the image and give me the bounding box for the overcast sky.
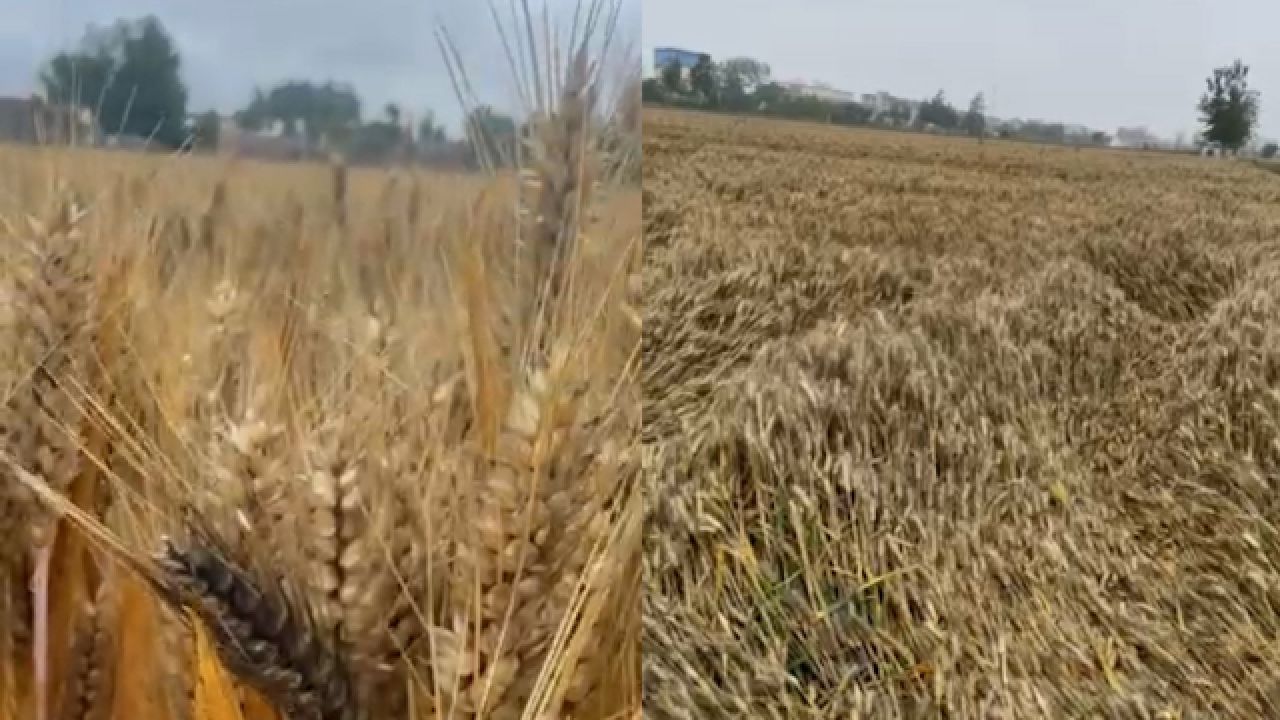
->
[644,0,1280,142]
[0,0,639,133]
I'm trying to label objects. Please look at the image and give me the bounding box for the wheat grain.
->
[56,579,116,720]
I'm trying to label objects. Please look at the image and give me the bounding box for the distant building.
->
[653,47,710,74]
[781,80,856,104]
[0,95,97,146]
[860,92,921,126]
[218,119,310,161]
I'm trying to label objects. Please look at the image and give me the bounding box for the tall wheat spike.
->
[427,2,638,717]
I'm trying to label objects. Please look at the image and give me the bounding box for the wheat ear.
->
[55,578,116,720]
[156,536,362,720]
[1,194,95,720]
[519,43,599,347]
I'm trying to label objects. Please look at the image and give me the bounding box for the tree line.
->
[641,55,1099,144]
[38,15,518,166]
[36,17,1268,160]
[645,54,1266,153]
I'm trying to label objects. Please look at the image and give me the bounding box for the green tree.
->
[1022,120,1066,144]
[41,16,189,147]
[235,88,271,130]
[1262,142,1279,159]
[917,90,959,130]
[752,82,786,112]
[720,57,770,90]
[883,100,913,127]
[348,121,401,164]
[832,101,871,126]
[1198,59,1259,151]
[236,80,362,151]
[417,111,447,147]
[191,110,220,150]
[641,77,667,103]
[465,105,518,168]
[689,56,717,104]
[111,17,189,146]
[41,52,113,116]
[962,92,986,137]
[714,66,748,111]
[766,94,831,123]
[660,60,684,95]
[712,57,769,112]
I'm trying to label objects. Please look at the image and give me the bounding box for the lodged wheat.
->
[643,108,1280,718]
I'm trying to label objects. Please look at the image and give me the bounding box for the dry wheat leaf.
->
[188,608,246,720]
[109,575,166,720]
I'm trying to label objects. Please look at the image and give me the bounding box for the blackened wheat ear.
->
[155,538,363,720]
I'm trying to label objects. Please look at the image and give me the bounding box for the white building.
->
[781,79,856,104]
[860,92,897,114]
[860,91,921,125]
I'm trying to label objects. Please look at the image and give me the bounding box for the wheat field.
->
[642,108,1280,718]
[0,56,641,720]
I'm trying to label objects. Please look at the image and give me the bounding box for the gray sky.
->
[0,0,639,133]
[644,0,1280,142]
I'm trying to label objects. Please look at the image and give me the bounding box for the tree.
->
[1091,131,1112,146]
[1262,142,1279,159]
[417,111,447,147]
[753,82,786,111]
[832,101,871,126]
[719,57,771,90]
[236,80,362,151]
[962,92,986,137]
[660,60,684,95]
[191,110,220,150]
[348,120,402,164]
[715,69,747,111]
[41,51,114,115]
[1198,59,1259,151]
[641,77,667,103]
[464,105,517,167]
[757,91,834,123]
[41,16,190,147]
[110,17,189,147]
[235,88,271,130]
[689,56,717,104]
[917,90,959,130]
[1021,120,1066,144]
